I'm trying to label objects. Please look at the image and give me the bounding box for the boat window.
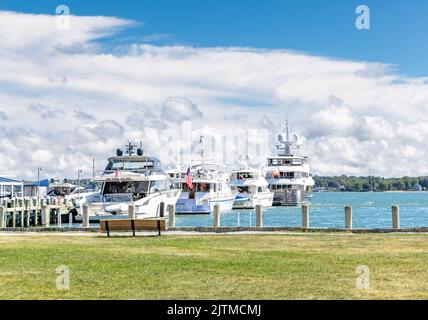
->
[237,172,254,179]
[150,179,170,192]
[182,183,190,192]
[111,161,155,170]
[103,181,149,196]
[280,172,294,179]
[258,187,263,193]
[197,183,210,192]
[237,186,249,193]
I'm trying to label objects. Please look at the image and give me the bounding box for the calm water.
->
[175,192,428,229]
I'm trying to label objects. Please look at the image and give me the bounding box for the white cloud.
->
[0,11,428,179]
[161,97,203,123]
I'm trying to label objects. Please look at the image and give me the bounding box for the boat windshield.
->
[237,186,249,193]
[267,158,307,166]
[111,161,155,170]
[232,172,256,179]
[182,182,212,192]
[47,187,75,196]
[102,181,149,200]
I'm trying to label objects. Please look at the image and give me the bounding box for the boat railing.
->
[96,169,156,176]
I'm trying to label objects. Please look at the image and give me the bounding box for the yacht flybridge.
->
[167,137,236,214]
[75,142,181,222]
[230,156,274,209]
[263,120,314,206]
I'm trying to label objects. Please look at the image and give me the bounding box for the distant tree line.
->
[314,175,428,192]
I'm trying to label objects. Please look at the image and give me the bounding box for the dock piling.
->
[256,205,264,227]
[345,206,353,229]
[128,204,136,219]
[392,206,400,229]
[0,206,5,228]
[167,204,176,228]
[82,204,90,228]
[302,204,309,228]
[213,204,221,228]
[57,208,62,227]
[41,200,49,227]
[159,202,165,218]
[25,199,31,227]
[12,199,16,228]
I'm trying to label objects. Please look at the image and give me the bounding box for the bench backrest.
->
[100,218,166,232]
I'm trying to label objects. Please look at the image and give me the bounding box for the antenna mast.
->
[284,117,292,156]
[199,136,205,170]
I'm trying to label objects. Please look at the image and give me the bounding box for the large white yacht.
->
[75,142,181,222]
[230,156,274,209]
[263,120,314,206]
[166,137,236,214]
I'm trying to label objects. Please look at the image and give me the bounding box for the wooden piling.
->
[25,199,31,227]
[128,204,136,219]
[82,204,89,228]
[159,202,165,218]
[0,206,5,228]
[302,204,309,228]
[167,204,176,228]
[256,205,264,227]
[33,198,38,226]
[41,200,49,227]
[345,206,353,229]
[57,208,62,227]
[12,198,16,228]
[392,205,400,229]
[213,204,221,227]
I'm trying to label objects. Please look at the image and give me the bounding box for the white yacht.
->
[75,142,181,222]
[167,137,236,214]
[230,156,274,209]
[263,120,314,206]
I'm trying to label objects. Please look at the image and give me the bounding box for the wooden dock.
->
[0,197,73,228]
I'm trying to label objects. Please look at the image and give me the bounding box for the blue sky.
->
[1,1,428,177]
[1,0,427,76]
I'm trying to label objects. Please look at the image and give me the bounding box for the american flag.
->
[185,167,193,190]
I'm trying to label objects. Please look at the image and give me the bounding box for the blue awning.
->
[23,179,49,187]
[0,177,22,183]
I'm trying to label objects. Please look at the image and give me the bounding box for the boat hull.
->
[176,196,236,214]
[233,192,274,209]
[75,189,181,222]
[271,190,312,206]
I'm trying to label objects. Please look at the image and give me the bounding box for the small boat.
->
[230,156,274,209]
[75,142,181,222]
[263,119,314,206]
[47,180,78,197]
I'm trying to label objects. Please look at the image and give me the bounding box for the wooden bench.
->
[99,218,166,237]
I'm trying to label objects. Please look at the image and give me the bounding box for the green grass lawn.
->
[0,232,427,299]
